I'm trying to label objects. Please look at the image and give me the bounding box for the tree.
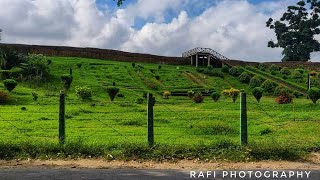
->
[266,0,320,62]
[114,0,124,6]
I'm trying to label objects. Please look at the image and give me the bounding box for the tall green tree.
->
[266,0,320,62]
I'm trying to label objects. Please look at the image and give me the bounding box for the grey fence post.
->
[240,92,248,145]
[59,90,66,145]
[147,93,155,146]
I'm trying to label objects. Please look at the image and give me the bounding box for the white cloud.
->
[0,0,319,62]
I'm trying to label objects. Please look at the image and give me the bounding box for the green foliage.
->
[210,92,221,102]
[269,64,280,72]
[135,97,144,104]
[292,71,304,82]
[260,128,273,135]
[229,66,242,77]
[76,63,82,68]
[3,79,17,92]
[61,74,73,90]
[196,67,204,73]
[208,65,213,70]
[0,48,26,70]
[270,70,276,75]
[258,64,267,70]
[155,75,160,80]
[238,72,251,84]
[261,79,277,93]
[192,92,204,103]
[293,91,304,98]
[295,68,304,74]
[158,65,162,70]
[0,91,9,104]
[221,64,229,73]
[132,63,135,68]
[222,88,240,103]
[252,87,264,102]
[203,69,224,78]
[307,87,320,104]
[280,67,291,75]
[106,87,120,101]
[249,76,263,88]
[266,0,320,61]
[117,93,124,98]
[22,54,50,81]
[274,85,290,96]
[275,92,293,104]
[187,90,195,98]
[31,92,38,101]
[75,86,92,100]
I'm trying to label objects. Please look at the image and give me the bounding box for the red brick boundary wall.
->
[0,43,189,65]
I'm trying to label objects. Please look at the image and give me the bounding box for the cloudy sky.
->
[0,0,319,62]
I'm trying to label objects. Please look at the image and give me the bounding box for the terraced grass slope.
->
[0,56,318,161]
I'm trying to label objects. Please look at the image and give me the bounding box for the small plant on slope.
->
[106,87,120,101]
[3,79,17,92]
[307,87,320,104]
[252,87,264,102]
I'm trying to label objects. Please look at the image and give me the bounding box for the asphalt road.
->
[0,168,318,180]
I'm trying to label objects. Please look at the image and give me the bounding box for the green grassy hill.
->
[0,56,319,161]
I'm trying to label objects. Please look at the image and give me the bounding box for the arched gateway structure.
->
[182,47,229,67]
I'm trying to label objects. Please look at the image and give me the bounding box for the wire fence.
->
[0,92,318,147]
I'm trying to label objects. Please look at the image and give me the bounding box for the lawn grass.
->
[0,57,318,161]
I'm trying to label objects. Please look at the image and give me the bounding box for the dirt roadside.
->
[0,153,319,170]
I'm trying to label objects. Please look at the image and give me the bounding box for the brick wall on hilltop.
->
[0,43,189,65]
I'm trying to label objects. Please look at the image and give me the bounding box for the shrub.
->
[132,63,135,68]
[261,80,277,93]
[269,64,280,72]
[75,86,92,100]
[163,91,171,99]
[293,91,304,98]
[252,87,264,102]
[22,54,50,80]
[32,92,38,101]
[135,97,144,104]
[203,70,224,78]
[292,71,303,82]
[249,76,263,88]
[211,92,220,102]
[117,93,124,98]
[307,87,320,104]
[295,68,304,74]
[282,75,289,79]
[47,59,52,65]
[61,74,73,90]
[310,71,317,76]
[106,87,120,101]
[187,90,195,98]
[137,64,144,68]
[208,65,213,70]
[192,92,204,103]
[76,63,82,68]
[275,92,293,104]
[0,48,26,70]
[229,66,242,77]
[258,63,267,70]
[310,78,320,87]
[270,70,277,75]
[280,67,291,75]
[155,75,160,80]
[223,88,240,102]
[158,65,162,70]
[0,91,9,104]
[196,67,204,73]
[221,65,229,73]
[143,92,148,99]
[3,79,17,92]
[274,85,290,96]
[238,72,251,84]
